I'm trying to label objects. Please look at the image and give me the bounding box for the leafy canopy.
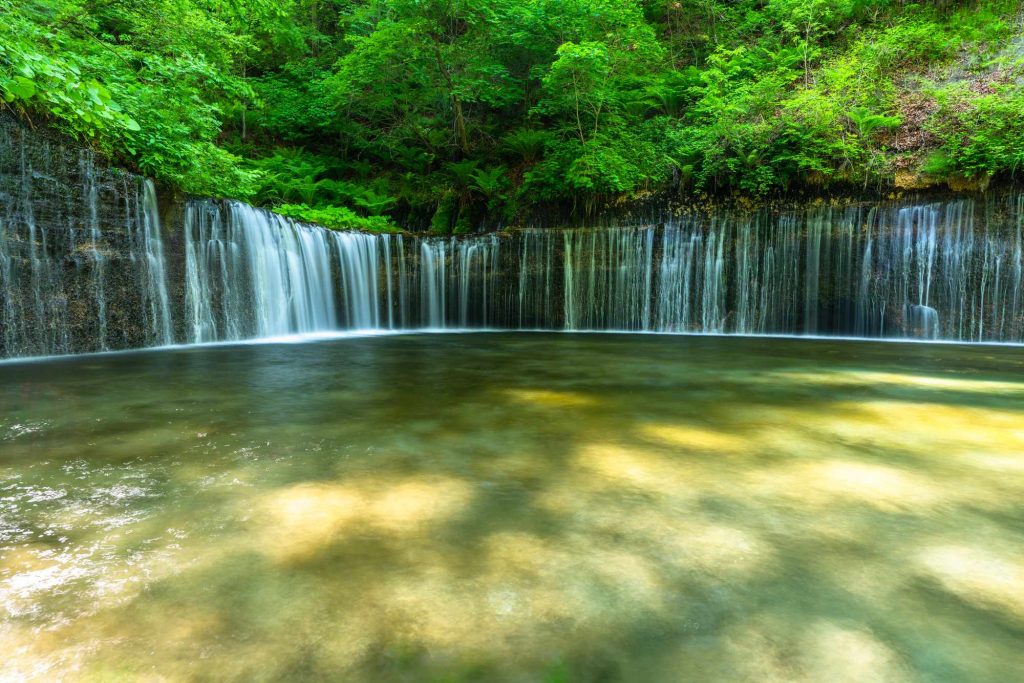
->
[3,0,1022,230]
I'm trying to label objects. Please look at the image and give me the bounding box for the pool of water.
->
[1,333,1023,682]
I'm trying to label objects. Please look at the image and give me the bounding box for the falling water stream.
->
[0,125,174,359]
[175,195,1024,350]
[4,192,1024,359]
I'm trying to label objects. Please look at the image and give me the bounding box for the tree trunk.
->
[433,44,470,155]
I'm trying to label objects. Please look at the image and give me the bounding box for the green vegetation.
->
[3,0,1023,231]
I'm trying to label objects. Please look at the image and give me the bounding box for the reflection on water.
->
[1,333,1023,682]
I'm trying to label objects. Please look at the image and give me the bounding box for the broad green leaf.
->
[6,76,36,100]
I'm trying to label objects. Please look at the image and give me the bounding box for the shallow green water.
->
[2,333,1023,682]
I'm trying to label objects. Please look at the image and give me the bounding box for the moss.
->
[429,193,456,235]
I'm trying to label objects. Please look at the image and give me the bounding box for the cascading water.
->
[3,114,1024,360]
[402,195,1024,341]
[137,180,174,347]
[186,201,328,341]
[419,240,447,328]
[183,200,396,342]
[408,235,504,328]
[0,120,174,358]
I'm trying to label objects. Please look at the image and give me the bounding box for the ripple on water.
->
[1,422,50,441]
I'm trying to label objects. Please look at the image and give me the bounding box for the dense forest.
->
[2,0,1022,231]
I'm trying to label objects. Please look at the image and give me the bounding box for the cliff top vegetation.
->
[3,0,1023,231]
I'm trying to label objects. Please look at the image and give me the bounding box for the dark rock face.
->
[0,116,183,358]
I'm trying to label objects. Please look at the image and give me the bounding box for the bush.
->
[275,203,400,233]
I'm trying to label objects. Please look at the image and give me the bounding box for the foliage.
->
[0,0,270,197]
[275,203,399,233]
[929,85,1024,180]
[3,0,1023,229]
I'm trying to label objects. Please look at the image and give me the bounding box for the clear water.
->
[1,333,1023,682]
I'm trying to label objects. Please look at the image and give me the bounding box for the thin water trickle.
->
[138,180,173,346]
[0,126,174,359]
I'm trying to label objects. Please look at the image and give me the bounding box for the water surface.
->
[2,334,1023,682]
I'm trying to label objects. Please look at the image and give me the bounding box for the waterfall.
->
[138,180,173,346]
[332,230,381,329]
[185,200,348,341]
[4,120,1024,361]
[1,121,174,358]
[419,240,447,328]
[80,153,108,349]
[368,195,1021,342]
